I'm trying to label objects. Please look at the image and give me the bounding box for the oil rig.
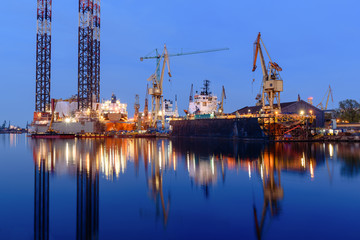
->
[35,0,101,115]
[32,0,128,137]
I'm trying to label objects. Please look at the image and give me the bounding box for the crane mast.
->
[144,84,149,119]
[252,33,283,114]
[147,44,171,129]
[134,94,140,122]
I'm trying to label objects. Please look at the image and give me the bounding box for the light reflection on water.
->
[1,135,360,239]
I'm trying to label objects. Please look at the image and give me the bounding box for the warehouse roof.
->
[234,100,322,114]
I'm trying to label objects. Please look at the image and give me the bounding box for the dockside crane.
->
[134,94,140,122]
[147,44,171,129]
[316,85,333,110]
[189,84,194,102]
[144,84,149,119]
[252,33,283,113]
[218,86,226,114]
[141,48,229,82]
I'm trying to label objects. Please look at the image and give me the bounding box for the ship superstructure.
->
[189,80,219,115]
[31,94,129,134]
[163,97,179,118]
[100,94,128,121]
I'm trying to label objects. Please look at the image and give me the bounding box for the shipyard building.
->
[235,100,325,127]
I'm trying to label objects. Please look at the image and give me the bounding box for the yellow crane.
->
[47,99,58,133]
[144,84,149,119]
[252,33,283,113]
[147,44,171,129]
[316,85,333,110]
[218,86,226,114]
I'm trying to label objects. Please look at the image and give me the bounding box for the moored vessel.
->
[31,132,75,139]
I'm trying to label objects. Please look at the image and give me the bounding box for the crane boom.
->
[252,33,261,71]
[159,45,171,94]
[218,86,226,114]
[141,47,228,82]
[140,48,229,61]
[168,48,229,58]
[253,33,268,79]
[189,84,194,102]
[325,85,333,110]
[317,85,333,110]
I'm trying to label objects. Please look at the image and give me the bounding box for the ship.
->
[31,132,75,139]
[170,80,268,140]
[170,117,267,140]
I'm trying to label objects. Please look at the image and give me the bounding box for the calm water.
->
[1,134,360,239]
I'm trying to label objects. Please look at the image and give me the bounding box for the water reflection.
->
[30,138,360,239]
[146,140,170,226]
[34,152,49,240]
[76,141,99,239]
[253,148,283,240]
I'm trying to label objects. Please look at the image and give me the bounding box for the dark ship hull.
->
[170,118,268,140]
[31,133,75,139]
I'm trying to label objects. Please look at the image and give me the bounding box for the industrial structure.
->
[141,47,229,130]
[235,100,325,127]
[33,0,107,136]
[134,94,140,122]
[218,86,226,114]
[78,0,101,110]
[35,0,52,113]
[188,80,220,115]
[316,85,333,110]
[31,2,330,141]
[34,0,102,115]
[252,33,283,113]
[147,44,171,129]
[140,48,229,83]
[144,84,149,119]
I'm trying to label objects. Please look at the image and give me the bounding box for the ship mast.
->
[201,80,211,95]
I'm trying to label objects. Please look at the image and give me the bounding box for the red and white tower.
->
[78,0,101,110]
[93,0,101,103]
[35,0,52,112]
[78,0,94,110]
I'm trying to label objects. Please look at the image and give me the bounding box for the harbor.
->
[28,21,354,142]
[1,0,359,239]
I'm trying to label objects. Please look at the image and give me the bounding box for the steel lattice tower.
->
[93,0,101,103]
[78,0,94,110]
[35,0,52,112]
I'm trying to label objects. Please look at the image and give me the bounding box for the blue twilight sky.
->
[0,0,359,127]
